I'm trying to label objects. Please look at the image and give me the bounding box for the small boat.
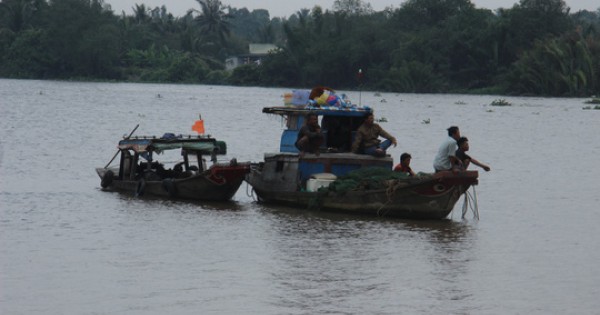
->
[97,133,250,201]
[246,100,479,219]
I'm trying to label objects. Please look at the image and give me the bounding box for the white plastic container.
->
[306,178,335,192]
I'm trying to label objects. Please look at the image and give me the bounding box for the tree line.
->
[1,0,599,96]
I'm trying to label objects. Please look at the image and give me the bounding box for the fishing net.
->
[308,167,435,209]
[326,167,411,194]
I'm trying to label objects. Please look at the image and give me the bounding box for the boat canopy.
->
[263,105,373,118]
[263,105,374,153]
[118,136,226,155]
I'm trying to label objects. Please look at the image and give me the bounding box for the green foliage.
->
[328,167,413,194]
[258,48,300,86]
[191,0,232,44]
[165,53,208,82]
[124,45,209,82]
[228,64,260,85]
[506,31,597,96]
[0,28,53,78]
[379,61,445,93]
[0,0,48,32]
[229,8,275,43]
[0,0,599,96]
[205,70,230,84]
[0,28,16,65]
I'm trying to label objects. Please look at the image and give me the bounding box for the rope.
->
[472,186,480,219]
[460,186,480,220]
[376,180,400,216]
[246,182,258,202]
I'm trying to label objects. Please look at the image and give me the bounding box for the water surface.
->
[1,79,599,314]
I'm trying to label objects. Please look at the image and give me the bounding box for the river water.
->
[1,79,599,314]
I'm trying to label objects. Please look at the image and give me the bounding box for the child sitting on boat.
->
[394,153,416,176]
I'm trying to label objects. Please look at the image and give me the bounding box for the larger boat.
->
[245,100,479,219]
[96,133,250,201]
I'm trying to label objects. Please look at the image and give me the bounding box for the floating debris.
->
[454,101,466,105]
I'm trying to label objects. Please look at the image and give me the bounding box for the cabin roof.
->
[118,135,222,154]
[262,105,373,117]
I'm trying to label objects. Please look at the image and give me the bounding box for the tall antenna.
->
[357,69,364,106]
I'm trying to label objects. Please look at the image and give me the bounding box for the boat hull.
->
[248,169,478,220]
[97,163,250,201]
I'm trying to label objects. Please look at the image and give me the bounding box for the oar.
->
[104,124,139,169]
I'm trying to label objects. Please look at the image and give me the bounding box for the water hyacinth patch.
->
[491,99,511,106]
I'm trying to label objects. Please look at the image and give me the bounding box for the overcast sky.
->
[104,0,598,18]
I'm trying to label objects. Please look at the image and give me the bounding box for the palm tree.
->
[0,0,45,32]
[190,0,232,44]
[132,3,149,25]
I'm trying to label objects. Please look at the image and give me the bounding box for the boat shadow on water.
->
[254,202,477,251]
[256,201,475,229]
[103,188,247,212]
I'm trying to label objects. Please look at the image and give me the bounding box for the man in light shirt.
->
[433,126,462,172]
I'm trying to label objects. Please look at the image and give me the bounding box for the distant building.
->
[225,44,279,70]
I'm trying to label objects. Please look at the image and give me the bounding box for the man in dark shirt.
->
[456,137,490,171]
[295,113,324,156]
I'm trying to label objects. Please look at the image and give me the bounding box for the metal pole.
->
[104,124,139,169]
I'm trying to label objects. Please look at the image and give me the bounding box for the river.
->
[1,79,599,314]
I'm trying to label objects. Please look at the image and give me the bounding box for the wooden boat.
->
[245,102,478,219]
[96,133,250,201]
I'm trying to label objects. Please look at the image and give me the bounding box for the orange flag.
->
[192,119,205,134]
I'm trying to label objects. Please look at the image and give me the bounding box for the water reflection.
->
[256,203,477,313]
[405,220,478,308]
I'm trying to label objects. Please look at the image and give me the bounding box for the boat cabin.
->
[260,106,393,187]
[263,105,373,153]
[115,134,227,181]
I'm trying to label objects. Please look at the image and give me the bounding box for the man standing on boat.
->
[433,126,462,172]
[295,113,324,156]
[351,113,397,157]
